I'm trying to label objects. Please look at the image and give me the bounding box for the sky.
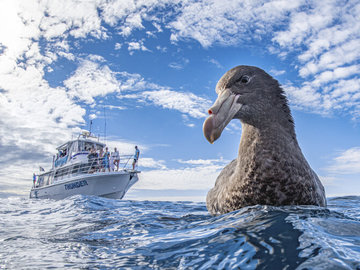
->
[1,0,360,201]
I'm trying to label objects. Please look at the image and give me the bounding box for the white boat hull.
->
[30,171,138,200]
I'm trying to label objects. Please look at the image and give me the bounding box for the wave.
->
[0,196,359,269]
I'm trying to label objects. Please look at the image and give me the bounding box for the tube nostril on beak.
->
[208,109,213,115]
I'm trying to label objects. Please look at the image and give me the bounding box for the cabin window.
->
[84,142,93,151]
[78,141,84,151]
[95,144,103,151]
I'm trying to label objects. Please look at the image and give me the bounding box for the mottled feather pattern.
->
[206,66,326,215]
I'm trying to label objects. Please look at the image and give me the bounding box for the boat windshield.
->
[78,141,104,152]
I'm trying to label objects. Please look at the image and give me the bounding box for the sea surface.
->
[1,196,359,269]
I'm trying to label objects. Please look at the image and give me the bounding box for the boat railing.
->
[34,154,136,188]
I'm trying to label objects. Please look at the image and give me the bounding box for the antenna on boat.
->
[103,106,107,143]
[89,120,93,135]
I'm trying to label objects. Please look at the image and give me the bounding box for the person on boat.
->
[112,147,120,171]
[110,151,115,172]
[33,173,36,187]
[99,148,104,172]
[132,146,140,170]
[87,147,98,173]
[103,147,111,172]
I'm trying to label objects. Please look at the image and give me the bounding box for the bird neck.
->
[238,122,301,163]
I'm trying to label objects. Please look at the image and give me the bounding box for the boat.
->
[30,131,140,200]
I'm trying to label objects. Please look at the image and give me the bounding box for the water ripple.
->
[0,196,359,269]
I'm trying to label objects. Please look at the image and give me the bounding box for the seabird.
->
[203,65,326,215]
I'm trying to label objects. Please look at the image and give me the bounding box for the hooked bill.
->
[203,92,242,144]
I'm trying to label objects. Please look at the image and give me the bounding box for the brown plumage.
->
[203,65,326,215]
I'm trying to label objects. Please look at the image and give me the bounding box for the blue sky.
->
[1,0,360,201]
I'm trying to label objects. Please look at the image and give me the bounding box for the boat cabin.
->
[54,132,105,168]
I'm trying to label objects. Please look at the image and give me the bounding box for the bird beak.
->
[203,89,242,144]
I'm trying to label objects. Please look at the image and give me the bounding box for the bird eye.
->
[239,75,250,84]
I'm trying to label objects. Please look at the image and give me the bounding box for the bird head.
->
[203,65,291,144]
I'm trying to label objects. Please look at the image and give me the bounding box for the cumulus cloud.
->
[325,147,360,175]
[99,0,176,36]
[113,72,212,119]
[105,104,126,110]
[135,161,225,190]
[138,158,167,169]
[65,56,211,122]
[169,0,303,47]
[131,158,227,192]
[127,40,149,54]
[40,0,106,39]
[104,0,360,119]
[136,89,211,119]
[0,0,135,195]
[285,75,360,116]
[208,58,223,69]
[165,0,360,118]
[64,59,120,104]
[6,0,356,119]
[114,43,122,50]
[270,1,360,117]
[168,58,189,70]
[0,0,110,196]
[177,158,229,166]
[270,69,286,76]
[0,65,85,196]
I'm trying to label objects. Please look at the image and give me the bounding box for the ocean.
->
[1,196,359,269]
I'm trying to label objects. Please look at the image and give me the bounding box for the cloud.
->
[109,70,213,119]
[169,0,303,47]
[115,43,122,50]
[99,0,173,36]
[63,56,211,120]
[104,139,147,155]
[177,158,229,166]
[270,1,360,117]
[64,59,120,104]
[125,188,207,202]
[156,45,167,53]
[284,76,360,117]
[138,158,167,169]
[0,73,84,194]
[7,0,357,118]
[135,89,212,119]
[0,0,148,197]
[127,40,149,54]
[0,65,85,153]
[130,158,228,192]
[208,58,223,69]
[321,147,360,196]
[270,69,286,76]
[105,105,126,110]
[325,147,360,175]
[0,0,104,197]
[164,0,360,118]
[168,58,189,70]
[135,162,225,191]
[39,0,106,40]
[225,121,242,134]
[310,65,360,88]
